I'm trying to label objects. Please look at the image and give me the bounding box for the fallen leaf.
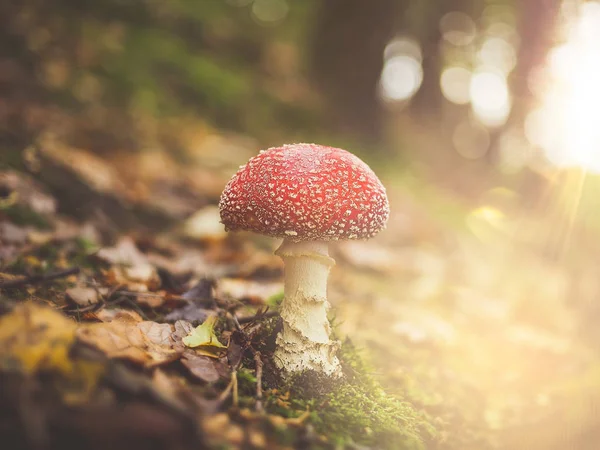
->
[0,303,76,374]
[181,352,220,383]
[104,268,152,292]
[0,303,104,403]
[94,308,143,323]
[226,337,244,369]
[77,312,181,366]
[97,237,161,290]
[173,320,194,339]
[182,316,227,349]
[171,321,221,358]
[138,321,174,346]
[66,287,99,306]
[135,292,167,309]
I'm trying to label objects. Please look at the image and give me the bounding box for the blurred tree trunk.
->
[409,0,471,118]
[488,0,561,165]
[512,0,562,109]
[309,0,403,147]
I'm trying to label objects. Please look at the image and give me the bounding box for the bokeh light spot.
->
[527,1,600,173]
[380,55,423,102]
[478,37,516,74]
[470,70,511,127]
[440,12,477,46]
[384,36,422,62]
[440,66,471,105]
[251,0,288,24]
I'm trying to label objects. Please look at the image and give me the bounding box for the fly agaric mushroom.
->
[219,143,389,376]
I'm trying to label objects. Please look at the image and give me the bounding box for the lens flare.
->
[470,70,511,127]
[529,2,600,173]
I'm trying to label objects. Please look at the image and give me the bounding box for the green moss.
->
[232,308,438,448]
[270,341,438,449]
[265,290,284,308]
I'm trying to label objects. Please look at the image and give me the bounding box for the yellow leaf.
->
[0,303,104,404]
[0,303,76,374]
[182,316,227,349]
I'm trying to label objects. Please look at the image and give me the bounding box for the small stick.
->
[254,351,263,412]
[0,267,80,289]
[215,370,240,409]
[217,375,235,404]
[232,370,238,408]
[237,310,279,324]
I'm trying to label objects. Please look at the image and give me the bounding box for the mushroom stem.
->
[273,239,341,376]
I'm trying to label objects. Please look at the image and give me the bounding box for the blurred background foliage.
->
[3,0,600,255]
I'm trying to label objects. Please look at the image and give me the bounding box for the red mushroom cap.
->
[219,143,389,242]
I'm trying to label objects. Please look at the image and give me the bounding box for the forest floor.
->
[1,127,600,450]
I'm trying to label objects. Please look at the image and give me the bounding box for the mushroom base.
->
[273,240,341,376]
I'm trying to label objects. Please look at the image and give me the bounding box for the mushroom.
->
[219,143,389,376]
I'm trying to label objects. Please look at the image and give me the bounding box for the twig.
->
[216,370,239,409]
[237,310,279,324]
[61,293,131,315]
[0,267,80,289]
[105,289,185,301]
[254,351,263,412]
[217,375,235,404]
[232,370,239,408]
[231,312,243,331]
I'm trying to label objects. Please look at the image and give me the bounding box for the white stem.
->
[273,239,341,376]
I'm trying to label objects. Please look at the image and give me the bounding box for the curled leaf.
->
[182,316,227,349]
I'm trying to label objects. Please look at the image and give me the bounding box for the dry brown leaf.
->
[138,321,174,346]
[97,237,161,290]
[135,292,167,308]
[181,352,221,383]
[77,312,181,367]
[66,287,99,306]
[94,308,143,323]
[173,320,194,339]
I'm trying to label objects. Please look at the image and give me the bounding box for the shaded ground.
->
[1,132,600,449]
